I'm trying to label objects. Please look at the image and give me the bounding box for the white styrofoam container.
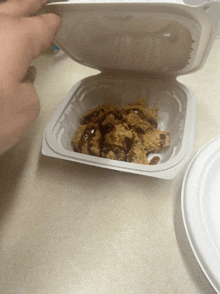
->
[42,1,220,179]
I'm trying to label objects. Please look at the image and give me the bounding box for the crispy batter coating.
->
[72,98,169,165]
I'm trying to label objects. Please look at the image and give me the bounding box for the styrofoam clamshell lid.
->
[45,1,220,76]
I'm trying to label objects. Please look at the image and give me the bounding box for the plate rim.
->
[181,134,220,294]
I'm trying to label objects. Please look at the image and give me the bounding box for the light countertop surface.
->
[1,38,220,294]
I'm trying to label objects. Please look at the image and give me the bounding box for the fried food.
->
[72,98,169,165]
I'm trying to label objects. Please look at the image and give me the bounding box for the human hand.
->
[0,0,62,154]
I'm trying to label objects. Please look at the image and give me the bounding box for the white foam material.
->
[46,2,219,75]
[42,1,220,178]
[42,75,196,179]
[62,0,185,3]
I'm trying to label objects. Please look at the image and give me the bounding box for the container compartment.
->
[43,74,196,178]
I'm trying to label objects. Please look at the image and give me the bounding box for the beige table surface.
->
[1,38,220,294]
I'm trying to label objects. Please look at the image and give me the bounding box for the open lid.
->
[45,1,220,77]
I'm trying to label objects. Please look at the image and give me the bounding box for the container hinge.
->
[100,70,176,81]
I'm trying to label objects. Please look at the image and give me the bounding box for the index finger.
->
[0,13,62,84]
[26,13,62,58]
[0,0,47,17]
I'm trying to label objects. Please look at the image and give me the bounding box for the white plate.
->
[182,135,220,293]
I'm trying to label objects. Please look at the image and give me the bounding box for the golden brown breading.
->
[72,98,169,165]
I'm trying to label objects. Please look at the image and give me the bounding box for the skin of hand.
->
[0,0,62,155]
